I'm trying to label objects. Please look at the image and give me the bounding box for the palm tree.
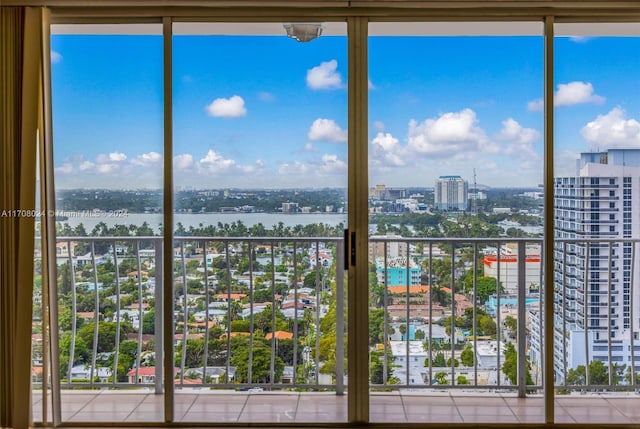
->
[399,324,407,340]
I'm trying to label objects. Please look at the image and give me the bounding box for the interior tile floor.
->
[31,390,640,424]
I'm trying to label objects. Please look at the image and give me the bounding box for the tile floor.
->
[31,390,640,424]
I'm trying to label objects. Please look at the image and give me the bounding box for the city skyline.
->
[51,29,640,189]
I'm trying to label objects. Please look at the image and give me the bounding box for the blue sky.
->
[50,31,640,189]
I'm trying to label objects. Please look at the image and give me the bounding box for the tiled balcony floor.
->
[32,390,640,424]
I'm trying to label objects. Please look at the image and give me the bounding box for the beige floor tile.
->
[370,412,407,422]
[456,405,516,418]
[406,413,463,423]
[453,396,508,406]
[563,405,627,419]
[76,400,141,413]
[237,412,296,422]
[294,412,348,422]
[461,414,520,423]
[180,412,240,422]
[67,411,132,422]
[188,398,246,412]
[508,405,545,417]
[403,404,457,415]
[124,412,165,422]
[371,396,403,406]
[517,415,546,423]
[553,412,577,423]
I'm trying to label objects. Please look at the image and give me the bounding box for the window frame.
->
[38,4,640,427]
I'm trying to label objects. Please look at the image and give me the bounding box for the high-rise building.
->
[536,149,640,382]
[434,175,468,211]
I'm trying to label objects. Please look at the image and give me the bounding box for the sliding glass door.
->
[367,21,545,424]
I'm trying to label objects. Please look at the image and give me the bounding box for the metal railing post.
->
[154,238,163,394]
[517,241,527,397]
[336,240,345,395]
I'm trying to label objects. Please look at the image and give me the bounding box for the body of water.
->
[56,212,348,234]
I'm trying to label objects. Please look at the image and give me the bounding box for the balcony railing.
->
[33,235,640,397]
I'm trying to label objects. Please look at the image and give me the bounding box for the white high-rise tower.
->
[435,175,468,211]
[549,149,640,382]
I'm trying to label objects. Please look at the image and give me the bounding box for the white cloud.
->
[581,107,640,149]
[304,143,317,152]
[319,154,347,175]
[496,118,541,163]
[527,81,604,111]
[308,118,347,143]
[258,91,275,102]
[372,121,385,132]
[78,161,94,171]
[205,95,247,118]
[306,60,342,90]
[55,151,166,187]
[50,51,62,63]
[132,151,162,166]
[407,108,495,157]
[278,161,310,176]
[555,149,581,177]
[96,163,119,174]
[199,149,237,172]
[527,99,544,112]
[174,154,194,170]
[497,118,541,148]
[370,132,405,168]
[278,154,346,177]
[555,81,605,106]
[55,163,73,174]
[239,159,265,174]
[96,152,127,163]
[368,79,376,90]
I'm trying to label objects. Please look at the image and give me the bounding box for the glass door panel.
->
[47,23,165,423]
[554,22,640,424]
[172,22,348,423]
[368,21,544,424]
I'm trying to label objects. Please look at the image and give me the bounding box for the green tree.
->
[369,308,386,346]
[457,375,470,385]
[433,352,446,367]
[472,277,501,304]
[460,346,475,367]
[566,360,610,386]
[369,350,397,385]
[434,371,448,385]
[78,322,127,354]
[231,346,284,383]
[230,319,251,332]
[174,338,206,368]
[253,304,288,334]
[142,308,155,334]
[501,342,533,386]
[59,331,90,377]
[303,268,324,289]
[504,315,517,337]
[399,324,407,340]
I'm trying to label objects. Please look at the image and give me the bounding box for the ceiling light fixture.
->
[283,23,324,42]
